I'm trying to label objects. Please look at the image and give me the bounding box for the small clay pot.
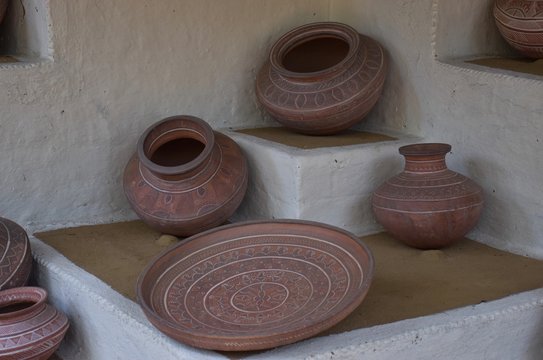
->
[0,217,32,291]
[0,287,69,360]
[372,143,484,249]
[256,22,388,135]
[123,115,248,237]
[494,0,543,58]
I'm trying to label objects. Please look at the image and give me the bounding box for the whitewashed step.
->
[30,233,543,360]
[226,128,420,236]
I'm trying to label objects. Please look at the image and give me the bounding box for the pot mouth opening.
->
[0,287,46,319]
[137,116,214,176]
[281,36,350,73]
[270,22,359,79]
[399,143,452,157]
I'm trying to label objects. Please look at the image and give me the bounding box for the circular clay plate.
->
[137,220,374,351]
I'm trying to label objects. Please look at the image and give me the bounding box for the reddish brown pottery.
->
[0,217,32,291]
[372,143,484,249]
[256,22,388,135]
[123,115,248,237]
[137,220,374,351]
[0,287,69,360]
[494,0,543,58]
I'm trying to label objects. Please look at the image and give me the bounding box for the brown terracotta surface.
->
[235,127,396,149]
[494,0,543,58]
[35,221,543,347]
[0,287,69,360]
[256,22,388,135]
[123,115,248,237]
[137,220,374,351]
[372,143,484,249]
[467,57,543,76]
[0,0,7,25]
[0,217,32,290]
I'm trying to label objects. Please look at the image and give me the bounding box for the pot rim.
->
[399,143,452,157]
[0,286,47,320]
[269,22,360,80]
[495,0,543,21]
[137,115,215,176]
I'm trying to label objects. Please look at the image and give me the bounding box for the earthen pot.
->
[0,287,69,360]
[372,143,484,249]
[0,217,32,291]
[256,22,388,135]
[123,115,248,237]
[494,0,543,58]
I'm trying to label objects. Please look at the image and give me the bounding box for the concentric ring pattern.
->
[137,220,374,351]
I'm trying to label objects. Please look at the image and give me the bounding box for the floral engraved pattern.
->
[140,223,373,349]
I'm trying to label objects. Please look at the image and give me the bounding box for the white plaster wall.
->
[0,0,329,230]
[331,0,543,259]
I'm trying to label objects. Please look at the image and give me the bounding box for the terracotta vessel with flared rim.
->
[256,22,388,135]
[372,143,484,249]
[0,217,32,291]
[0,287,69,360]
[137,219,374,351]
[123,115,248,237]
[494,0,543,58]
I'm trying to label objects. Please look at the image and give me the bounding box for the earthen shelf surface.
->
[467,57,543,77]
[36,221,543,349]
[235,127,396,149]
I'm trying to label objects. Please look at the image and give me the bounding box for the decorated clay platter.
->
[137,220,374,351]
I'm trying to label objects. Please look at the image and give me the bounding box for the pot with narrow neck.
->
[123,115,248,237]
[372,143,484,249]
[0,287,69,360]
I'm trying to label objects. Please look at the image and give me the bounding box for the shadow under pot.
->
[0,287,69,360]
[256,22,388,135]
[372,143,484,249]
[123,115,248,237]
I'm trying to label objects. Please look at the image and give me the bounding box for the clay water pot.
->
[256,22,388,135]
[372,143,484,249]
[0,217,32,291]
[494,0,543,58]
[0,287,69,360]
[123,115,248,237]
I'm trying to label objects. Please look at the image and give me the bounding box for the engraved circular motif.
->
[138,220,374,351]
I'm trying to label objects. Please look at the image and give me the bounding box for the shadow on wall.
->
[464,155,535,256]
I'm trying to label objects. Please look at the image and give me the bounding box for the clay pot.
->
[256,22,388,135]
[0,287,69,360]
[494,0,543,58]
[372,143,484,249]
[0,217,32,291]
[123,115,248,237]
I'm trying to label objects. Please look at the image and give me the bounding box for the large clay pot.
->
[123,115,248,237]
[494,0,543,58]
[0,217,32,291]
[372,143,484,249]
[0,0,8,26]
[0,287,69,360]
[256,22,388,135]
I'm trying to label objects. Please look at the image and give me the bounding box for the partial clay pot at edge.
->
[0,217,32,291]
[0,287,69,360]
[123,115,248,237]
[494,0,543,58]
[372,143,484,249]
[256,22,388,135]
[0,0,8,26]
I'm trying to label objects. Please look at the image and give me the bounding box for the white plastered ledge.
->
[30,233,543,360]
[226,129,421,236]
